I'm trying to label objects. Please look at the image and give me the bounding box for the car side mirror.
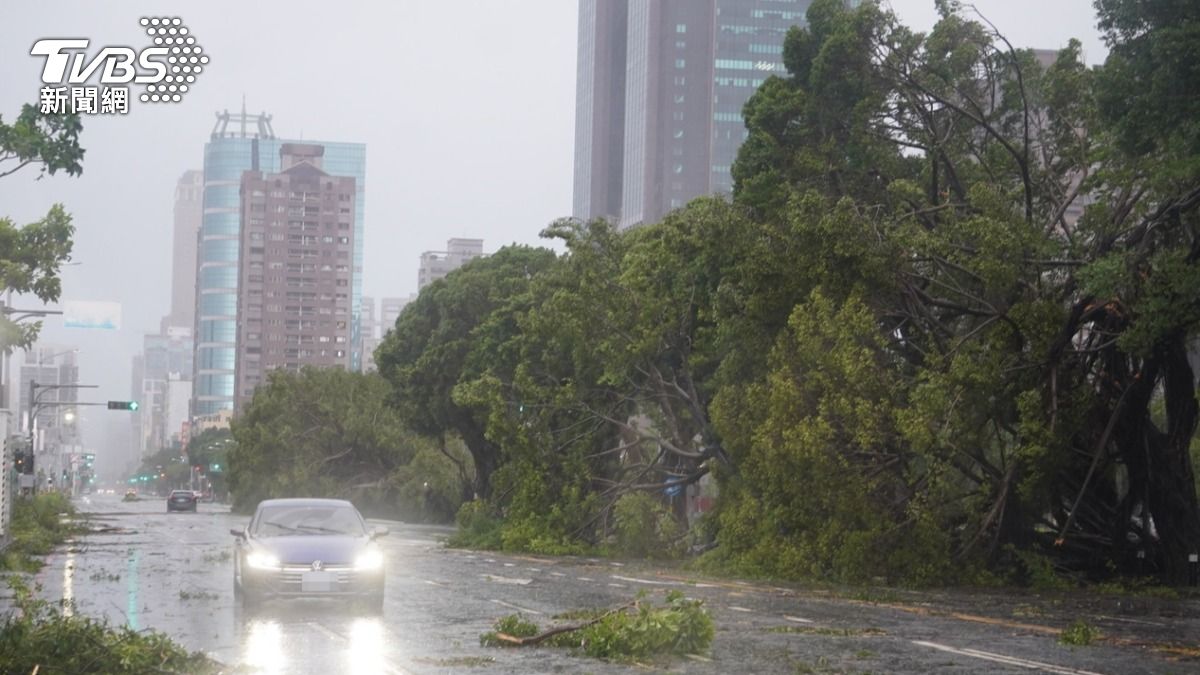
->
[230,528,246,538]
[371,526,389,539]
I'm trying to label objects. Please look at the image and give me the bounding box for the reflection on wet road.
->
[23,493,1193,674]
[36,495,434,674]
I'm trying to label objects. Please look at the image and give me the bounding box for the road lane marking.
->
[611,574,683,586]
[482,574,532,585]
[503,562,515,567]
[913,640,1104,675]
[125,549,140,631]
[684,654,713,663]
[784,615,814,624]
[60,549,77,617]
[577,576,595,582]
[608,583,626,588]
[422,579,447,587]
[550,572,566,578]
[729,606,754,613]
[490,598,543,615]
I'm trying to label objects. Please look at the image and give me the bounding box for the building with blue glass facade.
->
[192,111,365,416]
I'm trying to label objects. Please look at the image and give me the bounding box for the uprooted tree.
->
[712,0,1200,583]
[375,0,1200,584]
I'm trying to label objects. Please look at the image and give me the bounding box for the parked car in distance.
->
[231,498,387,611]
[167,489,198,512]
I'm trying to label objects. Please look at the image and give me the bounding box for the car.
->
[123,488,138,502]
[167,489,198,512]
[231,498,387,611]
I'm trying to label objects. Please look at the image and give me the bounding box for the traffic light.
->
[13,451,29,474]
[107,401,140,411]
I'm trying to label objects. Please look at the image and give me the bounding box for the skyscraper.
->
[573,0,809,228]
[233,143,358,412]
[165,170,202,333]
[192,109,365,416]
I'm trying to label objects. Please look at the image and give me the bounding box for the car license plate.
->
[301,571,336,592]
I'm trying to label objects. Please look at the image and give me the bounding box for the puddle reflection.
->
[244,619,285,675]
[239,604,392,674]
[348,617,387,673]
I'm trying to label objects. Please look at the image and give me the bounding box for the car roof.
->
[169,489,192,494]
[254,498,355,509]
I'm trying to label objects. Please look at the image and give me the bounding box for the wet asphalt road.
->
[14,493,1200,674]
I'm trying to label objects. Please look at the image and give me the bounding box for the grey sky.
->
[0,1,1107,474]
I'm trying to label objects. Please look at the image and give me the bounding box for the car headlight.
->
[354,549,384,571]
[246,552,280,570]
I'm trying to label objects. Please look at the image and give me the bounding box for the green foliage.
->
[228,368,469,520]
[450,499,503,549]
[480,592,714,661]
[0,104,85,179]
[572,591,713,660]
[376,246,558,500]
[479,614,539,646]
[1058,619,1100,647]
[373,0,1200,587]
[611,492,683,559]
[0,577,221,674]
[0,492,80,572]
[0,103,83,354]
[0,204,75,353]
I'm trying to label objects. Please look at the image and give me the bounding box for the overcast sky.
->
[0,1,1107,473]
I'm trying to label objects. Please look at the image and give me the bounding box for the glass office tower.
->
[572,0,813,229]
[193,111,365,416]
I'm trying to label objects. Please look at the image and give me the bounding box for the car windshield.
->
[170,491,192,498]
[252,504,365,537]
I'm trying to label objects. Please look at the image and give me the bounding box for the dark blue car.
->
[231,498,387,611]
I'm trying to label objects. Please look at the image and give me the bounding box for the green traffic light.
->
[130,401,139,411]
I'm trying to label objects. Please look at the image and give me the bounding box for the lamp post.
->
[28,382,96,494]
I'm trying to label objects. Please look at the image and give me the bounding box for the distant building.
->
[380,295,416,331]
[193,108,366,416]
[418,238,485,289]
[17,346,78,434]
[358,296,378,372]
[233,143,358,413]
[164,170,203,333]
[133,328,193,455]
[573,0,812,228]
[192,408,232,433]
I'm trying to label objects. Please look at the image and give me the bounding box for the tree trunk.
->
[1145,338,1200,584]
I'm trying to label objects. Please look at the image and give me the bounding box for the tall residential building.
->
[233,143,358,412]
[573,0,810,228]
[417,238,485,289]
[193,108,365,416]
[165,170,203,333]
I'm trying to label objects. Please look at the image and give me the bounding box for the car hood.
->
[252,535,369,565]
